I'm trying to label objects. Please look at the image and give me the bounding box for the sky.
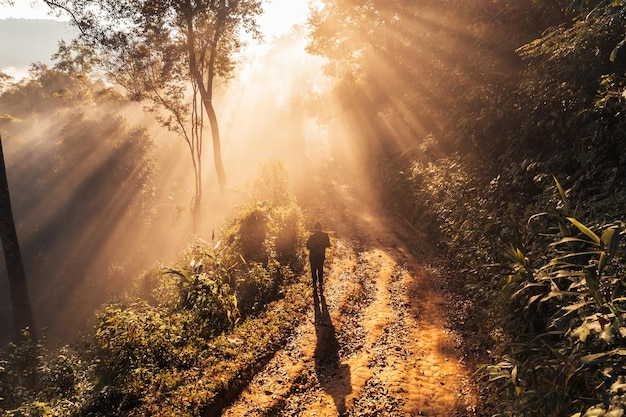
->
[0,0,311,78]
[0,0,310,23]
[0,1,56,19]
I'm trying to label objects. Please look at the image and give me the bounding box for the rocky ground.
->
[221,170,482,416]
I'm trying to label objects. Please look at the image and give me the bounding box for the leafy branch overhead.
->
[44,0,264,207]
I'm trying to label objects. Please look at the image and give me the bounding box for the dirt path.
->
[222,169,480,416]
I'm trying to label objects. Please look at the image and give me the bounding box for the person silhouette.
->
[306,222,331,293]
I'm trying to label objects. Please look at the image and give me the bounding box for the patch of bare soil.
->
[221,168,481,416]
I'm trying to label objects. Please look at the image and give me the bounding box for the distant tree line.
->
[0,62,157,344]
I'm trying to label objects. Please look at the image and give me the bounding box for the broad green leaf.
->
[567,217,600,245]
[552,251,602,260]
[512,282,547,299]
[554,271,587,279]
[549,237,595,247]
[580,348,626,366]
[504,244,527,266]
[558,220,571,238]
[553,176,570,212]
[527,293,543,307]
[540,291,566,303]
[562,301,594,313]
[582,266,604,306]
[601,226,620,256]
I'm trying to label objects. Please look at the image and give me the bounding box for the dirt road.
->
[222,170,480,416]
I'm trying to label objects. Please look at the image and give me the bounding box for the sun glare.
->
[0,1,60,20]
[258,0,310,39]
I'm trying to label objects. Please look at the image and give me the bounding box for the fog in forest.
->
[0,26,352,346]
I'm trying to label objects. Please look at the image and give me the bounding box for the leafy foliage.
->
[0,65,157,344]
[0,164,308,416]
[476,179,626,416]
[44,0,265,193]
[223,160,305,269]
[0,341,93,416]
[307,0,564,163]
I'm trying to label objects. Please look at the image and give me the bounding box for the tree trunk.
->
[205,100,227,192]
[0,135,37,342]
[185,12,228,196]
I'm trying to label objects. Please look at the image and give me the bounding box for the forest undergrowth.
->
[0,162,312,416]
[4,153,626,417]
[378,149,626,417]
[0,160,484,416]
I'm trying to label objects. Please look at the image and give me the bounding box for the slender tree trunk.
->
[0,135,37,342]
[186,12,228,197]
[202,5,228,194]
[205,100,227,192]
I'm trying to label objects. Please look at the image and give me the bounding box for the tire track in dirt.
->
[222,171,480,416]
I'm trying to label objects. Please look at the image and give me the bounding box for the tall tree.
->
[0,135,37,342]
[43,0,263,223]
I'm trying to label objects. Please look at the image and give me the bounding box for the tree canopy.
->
[0,63,157,344]
[44,0,263,216]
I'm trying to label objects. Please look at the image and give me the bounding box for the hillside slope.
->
[221,168,481,416]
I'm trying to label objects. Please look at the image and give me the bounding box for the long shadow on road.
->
[313,286,352,415]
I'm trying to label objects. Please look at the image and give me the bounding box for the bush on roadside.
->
[0,161,307,416]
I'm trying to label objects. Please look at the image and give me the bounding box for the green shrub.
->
[222,202,304,268]
[0,160,308,416]
[238,207,268,263]
[0,342,90,416]
[168,267,240,337]
[235,260,294,314]
[273,204,305,266]
[478,179,626,416]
